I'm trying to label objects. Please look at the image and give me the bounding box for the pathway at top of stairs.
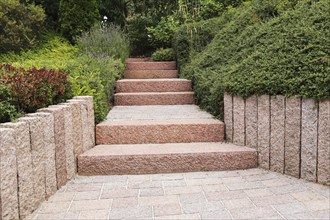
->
[78,58,257,175]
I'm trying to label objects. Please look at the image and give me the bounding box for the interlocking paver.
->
[29,169,330,220]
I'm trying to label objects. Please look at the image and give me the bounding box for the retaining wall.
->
[0,96,95,219]
[224,93,329,185]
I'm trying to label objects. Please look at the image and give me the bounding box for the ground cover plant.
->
[174,0,330,119]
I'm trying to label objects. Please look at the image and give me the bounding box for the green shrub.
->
[1,64,72,113]
[67,55,124,123]
[151,48,175,61]
[59,0,99,42]
[175,0,329,120]
[0,0,46,53]
[0,83,21,123]
[77,24,130,62]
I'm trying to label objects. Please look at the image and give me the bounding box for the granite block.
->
[317,100,330,185]
[301,99,318,182]
[233,96,245,146]
[270,96,285,173]
[245,95,258,149]
[1,122,34,218]
[284,97,301,178]
[257,95,270,169]
[0,128,19,220]
[224,93,233,142]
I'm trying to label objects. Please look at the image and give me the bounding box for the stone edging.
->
[224,93,329,186]
[0,96,95,219]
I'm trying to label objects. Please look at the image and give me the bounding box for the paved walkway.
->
[27,169,329,220]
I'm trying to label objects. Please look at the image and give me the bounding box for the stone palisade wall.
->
[224,93,330,185]
[0,96,95,219]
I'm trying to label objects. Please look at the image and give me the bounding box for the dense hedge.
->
[174,0,330,119]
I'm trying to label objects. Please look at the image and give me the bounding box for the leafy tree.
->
[0,0,46,53]
[59,0,99,42]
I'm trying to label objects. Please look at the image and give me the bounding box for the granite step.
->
[78,142,258,175]
[116,79,192,93]
[124,69,178,79]
[96,119,224,145]
[114,92,195,106]
[125,61,176,70]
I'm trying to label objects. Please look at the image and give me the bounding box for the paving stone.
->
[242,172,279,182]
[261,178,292,187]
[302,199,330,211]
[108,206,152,219]
[290,191,326,202]
[244,188,274,198]
[202,184,228,192]
[165,186,203,195]
[272,202,308,215]
[48,192,75,202]
[79,210,108,220]
[223,198,255,210]
[270,95,285,173]
[184,172,208,179]
[69,199,112,211]
[245,95,258,149]
[155,213,200,220]
[225,181,264,190]
[205,190,248,201]
[201,209,232,220]
[301,99,318,182]
[103,182,127,190]
[154,204,182,216]
[128,180,163,189]
[151,173,185,181]
[250,194,295,207]
[229,206,282,219]
[163,179,187,187]
[207,171,240,178]
[181,201,224,214]
[111,197,138,209]
[233,96,245,146]
[0,128,19,220]
[38,201,71,213]
[74,191,101,200]
[139,195,180,206]
[66,183,103,192]
[179,193,207,204]
[269,184,307,195]
[139,188,164,197]
[92,175,128,183]
[101,189,138,199]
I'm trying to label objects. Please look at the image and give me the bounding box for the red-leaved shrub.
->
[0,64,72,113]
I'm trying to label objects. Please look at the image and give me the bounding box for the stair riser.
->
[78,152,257,175]
[116,81,192,93]
[125,62,176,70]
[96,123,224,144]
[114,93,195,105]
[125,70,178,79]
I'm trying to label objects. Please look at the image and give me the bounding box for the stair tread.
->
[117,78,190,82]
[80,142,256,156]
[115,91,194,95]
[98,118,222,126]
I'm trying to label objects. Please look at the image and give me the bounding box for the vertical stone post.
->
[245,95,258,149]
[317,100,330,185]
[301,99,318,182]
[1,122,34,218]
[18,116,46,207]
[284,97,301,178]
[63,101,83,165]
[0,128,19,220]
[270,96,285,173]
[68,99,89,152]
[27,112,57,197]
[257,95,270,169]
[224,93,233,142]
[51,104,75,181]
[38,107,67,188]
[74,96,95,147]
[233,96,245,146]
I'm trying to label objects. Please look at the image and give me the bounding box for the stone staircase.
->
[78,58,257,175]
